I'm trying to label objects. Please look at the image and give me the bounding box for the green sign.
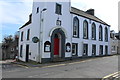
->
[32,37,39,43]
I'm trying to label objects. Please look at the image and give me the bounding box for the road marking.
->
[17,64,29,68]
[34,57,105,68]
[28,75,39,78]
[7,69,21,72]
[12,55,117,69]
[42,64,66,68]
[102,71,120,80]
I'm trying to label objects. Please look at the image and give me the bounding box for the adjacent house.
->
[19,0,111,63]
[2,34,19,60]
[110,30,119,55]
[115,31,120,55]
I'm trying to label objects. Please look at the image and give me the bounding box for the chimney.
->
[86,9,94,16]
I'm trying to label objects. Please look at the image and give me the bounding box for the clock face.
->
[32,37,39,43]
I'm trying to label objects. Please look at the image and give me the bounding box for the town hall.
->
[19,0,111,63]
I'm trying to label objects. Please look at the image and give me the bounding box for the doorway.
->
[26,45,29,62]
[51,28,66,61]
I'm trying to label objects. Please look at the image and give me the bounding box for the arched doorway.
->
[51,28,66,61]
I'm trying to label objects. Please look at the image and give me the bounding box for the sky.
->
[0,0,119,42]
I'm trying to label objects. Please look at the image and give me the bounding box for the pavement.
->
[10,55,114,68]
[0,59,16,64]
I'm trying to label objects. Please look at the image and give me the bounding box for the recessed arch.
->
[49,26,67,38]
[50,28,66,61]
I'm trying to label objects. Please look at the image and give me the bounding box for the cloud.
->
[0,0,32,25]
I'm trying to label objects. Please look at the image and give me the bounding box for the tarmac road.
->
[2,55,119,79]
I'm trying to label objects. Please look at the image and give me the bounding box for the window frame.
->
[21,31,24,41]
[72,43,78,56]
[92,44,96,56]
[20,45,23,57]
[105,45,108,55]
[55,3,62,15]
[36,7,39,13]
[73,17,79,38]
[83,20,88,39]
[105,27,108,42]
[99,25,103,41]
[83,44,88,56]
[27,29,30,40]
[99,45,103,55]
[91,23,96,40]
[44,41,51,52]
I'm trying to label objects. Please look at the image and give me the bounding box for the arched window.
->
[73,17,79,38]
[105,27,108,42]
[44,41,51,52]
[99,25,103,41]
[91,23,96,40]
[83,20,88,39]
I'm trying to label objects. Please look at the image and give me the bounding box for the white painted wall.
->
[19,1,111,62]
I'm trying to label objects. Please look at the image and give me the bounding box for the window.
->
[20,45,23,57]
[44,41,51,52]
[27,29,30,40]
[73,17,79,38]
[105,27,108,42]
[83,44,88,56]
[83,20,88,39]
[36,7,39,13]
[99,45,103,55]
[55,3,62,15]
[21,31,23,41]
[91,23,96,40]
[92,45,96,56]
[99,25,103,41]
[105,46,108,55]
[72,43,78,56]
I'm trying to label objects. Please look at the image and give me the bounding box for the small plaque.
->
[32,37,39,43]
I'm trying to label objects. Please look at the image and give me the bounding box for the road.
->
[2,55,119,79]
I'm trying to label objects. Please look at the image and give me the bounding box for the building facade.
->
[110,31,119,55]
[19,0,111,63]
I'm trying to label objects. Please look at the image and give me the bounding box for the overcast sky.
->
[0,0,119,42]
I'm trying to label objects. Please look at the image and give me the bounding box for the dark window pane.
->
[27,29,30,40]
[55,3,62,15]
[21,32,23,41]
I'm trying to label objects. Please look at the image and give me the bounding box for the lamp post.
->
[38,8,47,63]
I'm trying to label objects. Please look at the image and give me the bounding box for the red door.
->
[54,38,59,55]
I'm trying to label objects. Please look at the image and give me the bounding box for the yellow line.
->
[42,64,66,68]
[102,71,120,79]
[17,64,29,68]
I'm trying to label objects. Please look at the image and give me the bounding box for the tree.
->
[2,31,19,60]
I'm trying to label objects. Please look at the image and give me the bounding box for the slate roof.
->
[71,7,110,26]
[19,14,32,29]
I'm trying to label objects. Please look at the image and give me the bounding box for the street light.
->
[38,8,47,63]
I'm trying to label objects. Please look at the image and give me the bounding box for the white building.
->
[110,30,119,55]
[19,0,111,63]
